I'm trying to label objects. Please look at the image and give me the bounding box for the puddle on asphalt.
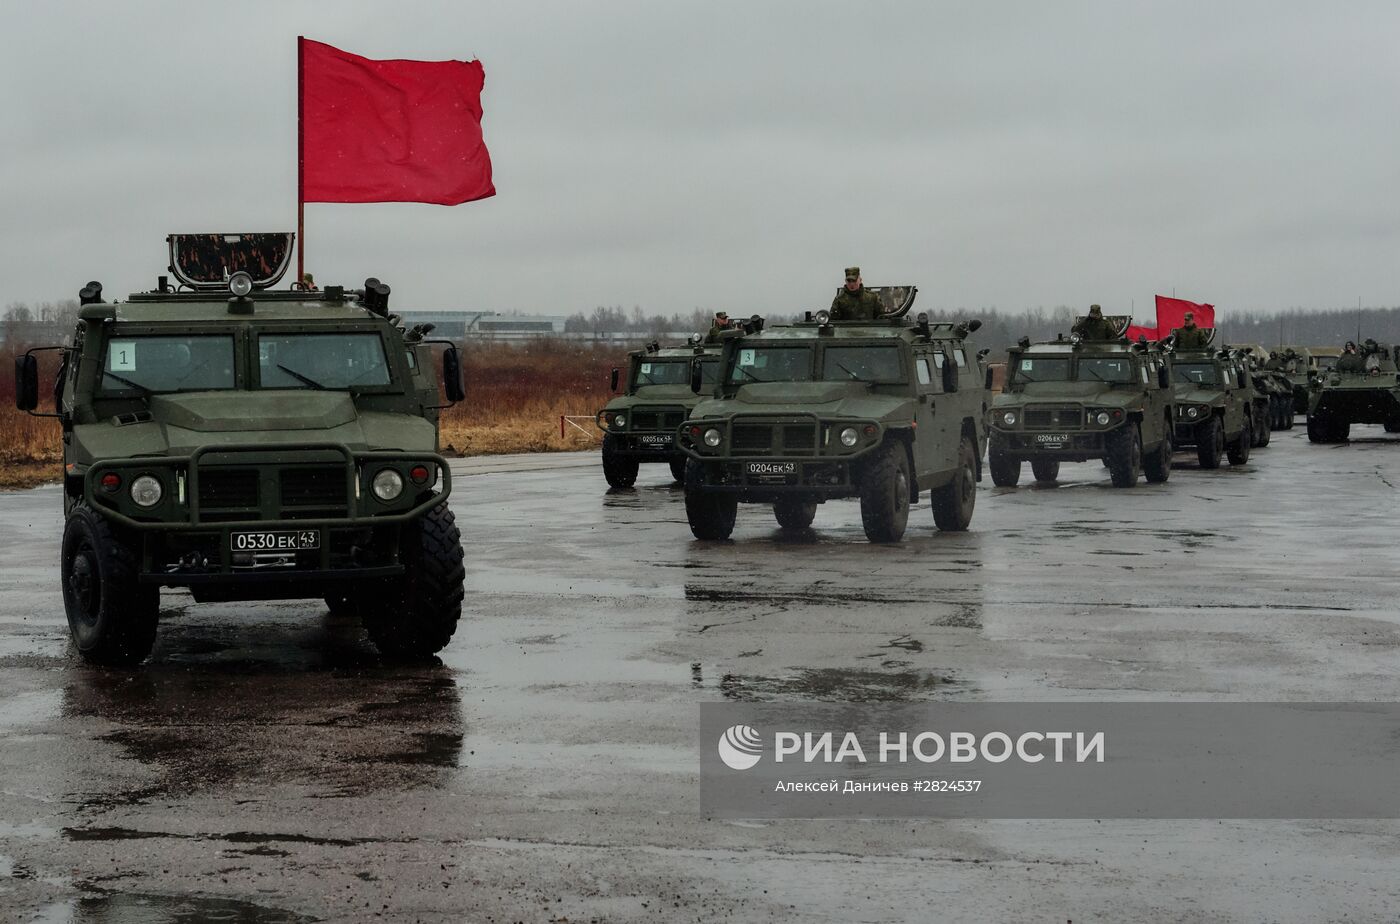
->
[719,667,957,702]
[33,893,314,923]
[685,584,928,606]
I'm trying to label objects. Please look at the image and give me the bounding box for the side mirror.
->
[690,362,703,394]
[942,356,959,393]
[610,367,620,393]
[984,367,995,392]
[1158,366,1170,389]
[15,354,38,411]
[441,347,466,403]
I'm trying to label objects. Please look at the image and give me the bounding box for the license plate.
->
[638,434,672,446]
[230,530,321,552]
[747,461,796,475]
[1035,433,1070,447]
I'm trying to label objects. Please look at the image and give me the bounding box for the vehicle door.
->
[911,347,947,482]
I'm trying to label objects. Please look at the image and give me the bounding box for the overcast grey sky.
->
[3,1,1398,319]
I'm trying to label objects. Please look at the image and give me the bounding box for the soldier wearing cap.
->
[829,266,883,321]
[1173,311,1211,349]
[705,311,734,344]
[1071,304,1118,340]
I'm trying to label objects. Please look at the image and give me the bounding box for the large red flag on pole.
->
[1155,295,1215,334]
[297,37,495,281]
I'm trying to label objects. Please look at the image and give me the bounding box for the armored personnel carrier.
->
[1240,347,1296,432]
[988,320,1174,488]
[13,233,467,664]
[595,337,722,487]
[1169,331,1254,468]
[677,288,988,542]
[1305,339,1400,442]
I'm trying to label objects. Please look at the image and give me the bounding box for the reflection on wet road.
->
[3,426,1400,921]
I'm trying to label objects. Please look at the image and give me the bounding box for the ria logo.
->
[717,724,763,770]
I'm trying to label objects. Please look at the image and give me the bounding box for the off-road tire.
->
[60,504,159,666]
[325,593,357,618]
[1228,419,1252,465]
[773,498,818,530]
[601,433,639,488]
[1106,423,1141,488]
[668,459,686,483]
[1385,419,1400,434]
[1331,419,1351,441]
[988,447,1021,487]
[1196,417,1225,468]
[363,504,466,659]
[1143,429,1172,484]
[684,460,737,540]
[1030,458,1059,483]
[859,442,911,543]
[932,435,978,532]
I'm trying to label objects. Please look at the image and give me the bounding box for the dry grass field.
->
[0,340,629,489]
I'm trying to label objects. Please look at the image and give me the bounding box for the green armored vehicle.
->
[677,291,987,542]
[13,233,467,665]
[1241,347,1297,431]
[1305,339,1400,442]
[595,337,722,487]
[1170,334,1254,468]
[1230,351,1274,449]
[987,322,1174,488]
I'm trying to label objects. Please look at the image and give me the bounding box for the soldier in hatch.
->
[1071,304,1118,340]
[829,266,883,321]
[1173,311,1212,349]
[705,311,735,344]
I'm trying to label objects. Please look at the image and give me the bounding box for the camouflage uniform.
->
[704,314,731,344]
[829,265,883,321]
[1071,305,1118,340]
[1174,324,1211,349]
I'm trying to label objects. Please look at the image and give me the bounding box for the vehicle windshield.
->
[728,345,814,383]
[101,334,236,393]
[1012,356,1071,383]
[258,333,391,389]
[1077,357,1135,383]
[820,346,905,383]
[633,359,691,387]
[1315,356,1338,371]
[699,359,720,387]
[1173,362,1220,386]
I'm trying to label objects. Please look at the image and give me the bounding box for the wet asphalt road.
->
[2,425,1399,923]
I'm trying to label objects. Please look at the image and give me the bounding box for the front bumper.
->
[678,414,885,499]
[988,427,1109,462]
[605,432,683,459]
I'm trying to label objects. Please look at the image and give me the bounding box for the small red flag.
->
[299,38,495,205]
[1155,295,1215,333]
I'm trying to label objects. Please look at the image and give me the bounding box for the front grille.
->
[631,407,687,431]
[1024,406,1084,430]
[198,469,259,509]
[732,423,773,452]
[783,425,816,453]
[280,466,347,509]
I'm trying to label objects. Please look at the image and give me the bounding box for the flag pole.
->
[297,35,305,288]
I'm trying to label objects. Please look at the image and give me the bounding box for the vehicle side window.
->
[1140,364,1150,385]
[916,357,932,386]
[953,348,968,368]
[1222,367,1235,388]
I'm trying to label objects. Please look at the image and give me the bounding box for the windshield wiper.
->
[831,360,861,380]
[277,364,326,390]
[731,365,763,383]
[103,371,150,395]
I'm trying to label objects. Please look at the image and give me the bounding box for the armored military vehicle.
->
[595,338,722,487]
[1229,351,1273,448]
[1169,333,1254,468]
[677,289,987,542]
[13,233,467,665]
[1305,339,1400,442]
[988,322,1174,488]
[1240,346,1296,432]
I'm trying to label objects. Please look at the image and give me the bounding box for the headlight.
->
[703,428,722,447]
[129,474,162,507]
[613,414,626,428]
[840,427,859,447]
[1001,411,1017,427]
[1095,411,1111,426]
[372,468,404,501]
[1186,406,1199,419]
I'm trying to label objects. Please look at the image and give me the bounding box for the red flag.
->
[1155,295,1215,333]
[1125,324,1159,342]
[299,38,495,205]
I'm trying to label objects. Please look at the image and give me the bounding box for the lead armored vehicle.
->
[13,233,467,664]
[677,290,988,543]
[595,338,722,487]
[1170,333,1254,467]
[987,322,1174,488]
[1305,339,1400,442]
